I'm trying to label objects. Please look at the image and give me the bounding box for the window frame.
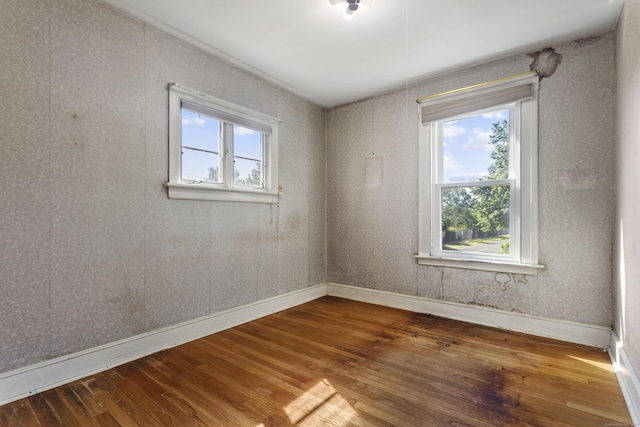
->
[166,83,280,203]
[416,72,544,275]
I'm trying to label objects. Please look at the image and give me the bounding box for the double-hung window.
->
[417,72,543,274]
[166,83,280,203]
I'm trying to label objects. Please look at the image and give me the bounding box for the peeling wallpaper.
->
[327,33,616,326]
[0,0,326,373]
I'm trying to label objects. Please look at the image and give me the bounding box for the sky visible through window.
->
[181,109,261,182]
[442,108,509,182]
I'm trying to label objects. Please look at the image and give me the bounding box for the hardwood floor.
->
[0,296,633,426]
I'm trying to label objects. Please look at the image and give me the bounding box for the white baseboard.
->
[327,283,612,348]
[610,331,640,426]
[0,284,327,407]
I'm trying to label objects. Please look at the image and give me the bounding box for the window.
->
[417,72,543,274]
[166,83,280,203]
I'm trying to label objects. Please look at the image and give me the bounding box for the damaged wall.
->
[327,33,616,326]
[0,0,623,379]
[0,0,326,373]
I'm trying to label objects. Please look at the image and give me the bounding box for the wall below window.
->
[327,32,616,327]
[0,0,326,374]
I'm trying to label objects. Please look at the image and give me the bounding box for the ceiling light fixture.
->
[329,0,372,21]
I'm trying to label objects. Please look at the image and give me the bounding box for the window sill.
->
[415,254,545,275]
[165,182,279,203]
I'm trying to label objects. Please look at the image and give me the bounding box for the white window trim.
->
[416,72,545,275]
[166,83,280,203]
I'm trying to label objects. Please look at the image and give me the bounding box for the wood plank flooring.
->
[0,296,633,426]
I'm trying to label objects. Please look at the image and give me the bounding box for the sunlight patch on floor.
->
[283,379,357,425]
[568,355,614,373]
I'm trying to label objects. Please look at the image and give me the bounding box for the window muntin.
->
[417,72,541,274]
[167,83,280,203]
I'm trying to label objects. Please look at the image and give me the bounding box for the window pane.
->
[181,108,221,182]
[233,125,262,159]
[181,109,220,152]
[441,185,510,255]
[182,149,220,183]
[234,158,262,187]
[442,108,509,183]
[233,124,263,187]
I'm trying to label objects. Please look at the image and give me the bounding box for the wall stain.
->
[573,35,601,47]
[466,272,528,312]
[286,214,304,232]
[490,272,527,291]
[106,286,146,334]
[468,301,503,311]
[166,236,182,246]
[493,272,512,291]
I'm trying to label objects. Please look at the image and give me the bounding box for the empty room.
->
[1,0,639,425]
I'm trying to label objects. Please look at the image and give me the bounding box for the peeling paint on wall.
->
[528,47,563,80]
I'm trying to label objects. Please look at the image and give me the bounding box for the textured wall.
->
[0,0,623,377]
[615,0,640,382]
[327,33,616,326]
[0,0,326,373]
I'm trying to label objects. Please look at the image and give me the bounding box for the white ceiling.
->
[101,0,624,108]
